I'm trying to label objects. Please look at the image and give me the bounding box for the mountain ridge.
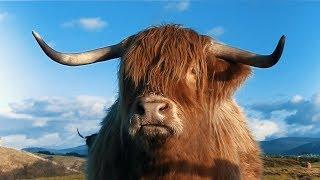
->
[23,145,87,156]
[260,137,320,155]
[22,137,320,156]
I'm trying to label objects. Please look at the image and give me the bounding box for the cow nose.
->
[135,100,171,120]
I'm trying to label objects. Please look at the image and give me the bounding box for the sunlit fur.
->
[88,25,262,179]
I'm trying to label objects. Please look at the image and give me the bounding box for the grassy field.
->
[35,174,85,180]
[36,153,86,173]
[0,147,77,179]
[33,156,320,180]
[1,149,319,179]
[263,157,320,180]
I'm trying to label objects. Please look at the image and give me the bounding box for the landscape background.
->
[0,1,320,179]
[1,138,320,179]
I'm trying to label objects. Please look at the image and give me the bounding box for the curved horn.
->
[210,35,285,68]
[32,31,124,66]
[77,128,85,139]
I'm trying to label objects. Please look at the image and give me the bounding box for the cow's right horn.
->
[210,35,285,68]
[32,31,125,66]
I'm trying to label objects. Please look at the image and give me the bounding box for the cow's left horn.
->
[210,35,285,68]
[32,31,124,66]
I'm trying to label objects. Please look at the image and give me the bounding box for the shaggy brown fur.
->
[88,25,262,179]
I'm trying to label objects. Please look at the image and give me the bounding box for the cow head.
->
[33,25,285,152]
[77,128,97,149]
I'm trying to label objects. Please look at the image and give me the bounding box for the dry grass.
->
[36,154,86,172]
[263,156,320,180]
[0,147,81,180]
[0,160,71,180]
[30,157,320,179]
[35,174,85,180]
[0,147,47,173]
[1,147,320,179]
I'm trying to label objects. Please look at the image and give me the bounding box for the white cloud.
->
[0,12,8,22]
[5,95,110,121]
[248,118,281,141]
[62,17,107,31]
[0,106,33,120]
[75,95,108,118]
[245,108,292,141]
[245,92,320,140]
[291,94,303,104]
[270,109,297,121]
[207,26,225,37]
[312,93,320,107]
[288,124,315,135]
[32,120,48,127]
[79,17,107,30]
[0,95,114,149]
[0,106,49,127]
[1,133,61,150]
[165,0,190,12]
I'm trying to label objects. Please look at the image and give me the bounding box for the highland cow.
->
[33,25,285,179]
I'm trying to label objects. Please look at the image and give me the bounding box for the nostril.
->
[136,103,145,115]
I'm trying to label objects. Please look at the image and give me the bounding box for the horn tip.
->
[280,35,286,43]
[32,31,42,40]
[265,35,286,68]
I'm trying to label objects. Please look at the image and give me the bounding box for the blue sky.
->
[0,1,320,149]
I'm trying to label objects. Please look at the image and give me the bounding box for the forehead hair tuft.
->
[121,24,209,91]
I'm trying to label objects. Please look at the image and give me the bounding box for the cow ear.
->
[207,54,251,97]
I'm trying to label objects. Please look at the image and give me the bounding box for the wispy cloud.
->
[207,26,225,37]
[1,133,61,150]
[6,96,108,120]
[62,17,107,31]
[2,92,319,148]
[165,0,190,12]
[0,95,114,149]
[291,94,303,104]
[0,106,49,127]
[0,11,9,23]
[244,92,320,141]
[248,118,281,141]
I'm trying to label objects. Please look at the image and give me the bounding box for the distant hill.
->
[22,147,56,153]
[56,145,87,155]
[23,145,88,156]
[22,137,320,156]
[285,141,320,155]
[260,137,320,155]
